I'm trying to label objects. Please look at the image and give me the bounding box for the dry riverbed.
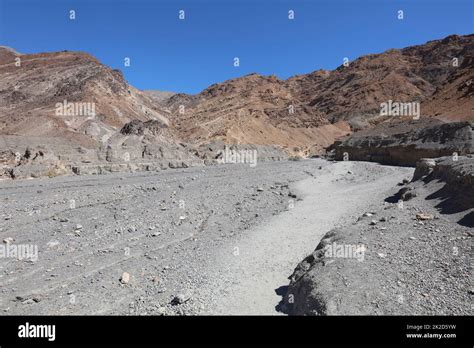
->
[2,159,464,315]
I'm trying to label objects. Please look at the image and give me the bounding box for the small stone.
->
[369,220,377,226]
[363,212,373,217]
[46,240,60,248]
[120,272,130,284]
[171,292,191,305]
[3,238,14,244]
[76,224,83,230]
[416,213,434,221]
[347,170,353,174]
[257,187,264,192]
[379,217,387,222]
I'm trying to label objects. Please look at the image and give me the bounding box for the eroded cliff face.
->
[332,120,473,166]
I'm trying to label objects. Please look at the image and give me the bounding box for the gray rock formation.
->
[333,120,473,166]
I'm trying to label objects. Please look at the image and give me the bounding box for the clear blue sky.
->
[0,0,473,94]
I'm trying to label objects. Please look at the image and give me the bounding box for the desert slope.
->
[159,35,473,155]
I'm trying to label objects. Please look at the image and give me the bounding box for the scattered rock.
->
[416,213,434,221]
[156,307,166,315]
[120,272,130,284]
[171,292,192,305]
[46,240,60,248]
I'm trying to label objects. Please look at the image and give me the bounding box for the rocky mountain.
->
[0,34,472,178]
[162,73,349,156]
[0,47,170,144]
[0,47,202,178]
[144,90,176,105]
[164,34,473,154]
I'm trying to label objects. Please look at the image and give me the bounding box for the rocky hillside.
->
[0,47,202,178]
[144,90,176,105]
[0,47,171,144]
[163,73,350,156]
[163,34,473,154]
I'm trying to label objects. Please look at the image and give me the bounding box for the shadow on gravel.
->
[457,211,474,228]
[385,180,473,228]
[425,181,472,213]
[274,285,290,314]
[384,191,402,204]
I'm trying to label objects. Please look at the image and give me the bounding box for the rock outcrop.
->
[333,120,473,166]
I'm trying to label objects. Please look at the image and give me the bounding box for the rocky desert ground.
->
[0,33,472,317]
[0,156,472,316]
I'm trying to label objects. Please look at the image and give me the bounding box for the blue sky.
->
[0,0,472,94]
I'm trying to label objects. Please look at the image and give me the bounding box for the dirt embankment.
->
[283,156,473,315]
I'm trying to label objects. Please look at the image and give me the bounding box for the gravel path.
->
[0,159,412,315]
[199,161,413,314]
